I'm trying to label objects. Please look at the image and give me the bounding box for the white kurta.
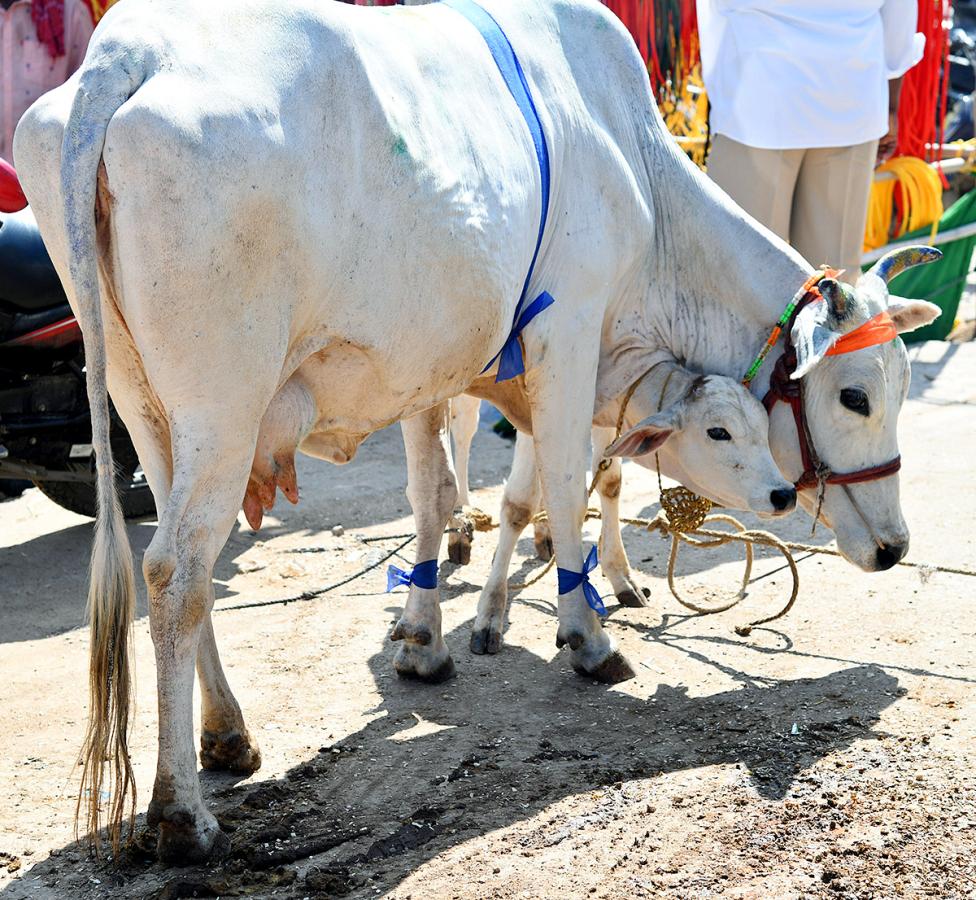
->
[698,0,925,149]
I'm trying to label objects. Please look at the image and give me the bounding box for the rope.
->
[615,509,796,636]
[218,513,976,621]
[865,155,944,253]
[511,503,975,636]
[216,535,415,613]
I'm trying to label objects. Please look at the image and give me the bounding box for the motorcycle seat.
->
[0,208,68,312]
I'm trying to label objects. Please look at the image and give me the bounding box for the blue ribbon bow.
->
[444,0,554,384]
[556,546,607,617]
[386,558,439,592]
[483,291,555,382]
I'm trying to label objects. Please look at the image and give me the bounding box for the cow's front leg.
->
[447,393,480,565]
[524,354,635,683]
[392,404,458,682]
[471,429,542,654]
[591,426,650,609]
[196,611,262,774]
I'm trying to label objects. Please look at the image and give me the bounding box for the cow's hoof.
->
[470,626,503,655]
[156,806,229,866]
[534,531,554,562]
[394,642,456,683]
[617,586,651,608]
[571,648,636,684]
[200,728,262,775]
[447,532,472,566]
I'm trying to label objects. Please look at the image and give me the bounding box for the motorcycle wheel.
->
[32,425,156,520]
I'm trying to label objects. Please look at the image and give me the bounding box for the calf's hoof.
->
[156,806,229,866]
[200,728,262,775]
[533,530,554,562]
[447,533,472,566]
[470,625,503,655]
[617,586,651,608]
[394,641,456,683]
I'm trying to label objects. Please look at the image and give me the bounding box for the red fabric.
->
[0,158,28,213]
[602,1,700,96]
[895,0,951,162]
[825,311,898,356]
[30,0,66,60]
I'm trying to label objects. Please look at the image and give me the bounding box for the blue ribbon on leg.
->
[556,545,607,617]
[483,290,555,383]
[386,558,439,592]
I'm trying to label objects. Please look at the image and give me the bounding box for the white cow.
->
[15,0,938,862]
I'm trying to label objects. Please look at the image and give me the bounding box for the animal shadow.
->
[6,618,900,899]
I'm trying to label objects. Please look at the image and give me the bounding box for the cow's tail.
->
[60,51,148,855]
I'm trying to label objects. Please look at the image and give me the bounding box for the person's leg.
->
[790,140,879,282]
[706,133,803,243]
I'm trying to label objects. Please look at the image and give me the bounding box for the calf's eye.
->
[707,427,732,441]
[840,388,870,416]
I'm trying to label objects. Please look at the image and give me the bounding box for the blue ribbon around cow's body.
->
[556,546,607,617]
[442,0,554,383]
[386,558,439,592]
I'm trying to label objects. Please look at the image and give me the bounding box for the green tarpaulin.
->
[864,189,976,343]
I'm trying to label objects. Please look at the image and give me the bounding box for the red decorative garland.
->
[30,0,66,59]
[896,0,951,162]
[602,0,698,98]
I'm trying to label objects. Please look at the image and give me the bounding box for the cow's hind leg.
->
[392,404,457,682]
[196,611,262,774]
[143,417,259,863]
[591,426,649,608]
[447,394,480,565]
[470,430,541,655]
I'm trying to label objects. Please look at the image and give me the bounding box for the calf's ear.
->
[605,408,680,458]
[887,297,941,334]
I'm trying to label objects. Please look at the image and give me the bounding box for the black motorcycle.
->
[0,204,155,519]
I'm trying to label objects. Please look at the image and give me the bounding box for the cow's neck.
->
[644,138,812,393]
[618,359,696,430]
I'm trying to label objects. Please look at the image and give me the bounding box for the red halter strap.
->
[761,291,902,491]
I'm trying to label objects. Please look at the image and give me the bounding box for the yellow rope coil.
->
[865,155,943,252]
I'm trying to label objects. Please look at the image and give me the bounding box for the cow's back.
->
[20,0,658,429]
[94,2,569,405]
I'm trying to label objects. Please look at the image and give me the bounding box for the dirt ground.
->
[0,339,974,900]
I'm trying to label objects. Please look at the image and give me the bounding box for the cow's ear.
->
[605,407,681,458]
[791,300,841,379]
[887,296,941,334]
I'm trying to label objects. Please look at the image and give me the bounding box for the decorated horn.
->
[819,277,854,321]
[867,246,943,285]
